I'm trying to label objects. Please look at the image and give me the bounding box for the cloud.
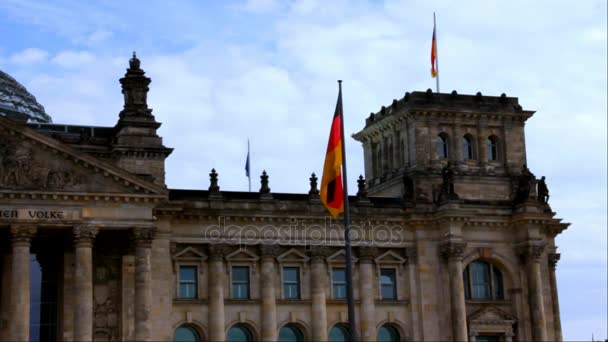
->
[9,48,48,64]
[51,51,96,69]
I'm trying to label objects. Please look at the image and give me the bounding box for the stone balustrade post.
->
[310,247,328,342]
[441,241,468,342]
[208,244,227,342]
[8,225,36,342]
[133,227,156,342]
[73,225,98,341]
[260,245,280,341]
[358,247,377,341]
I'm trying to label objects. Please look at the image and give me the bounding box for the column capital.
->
[132,227,157,248]
[548,252,560,270]
[10,224,37,246]
[73,225,98,247]
[207,244,230,260]
[358,247,378,263]
[440,241,467,261]
[309,246,332,262]
[517,242,545,263]
[404,246,418,264]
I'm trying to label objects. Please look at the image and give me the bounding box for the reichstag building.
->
[0,55,568,341]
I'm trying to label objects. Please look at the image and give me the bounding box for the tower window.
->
[437,134,449,159]
[487,136,499,161]
[463,135,474,160]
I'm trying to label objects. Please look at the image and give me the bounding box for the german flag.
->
[431,19,438,78]
[320,83,345,219]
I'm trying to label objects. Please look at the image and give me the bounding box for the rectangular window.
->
[178,266,197,299]
[232,266,250,299]
[380,268,397,300]
[332,268,346,299]
[283,267,300,299]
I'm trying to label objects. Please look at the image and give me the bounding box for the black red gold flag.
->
[320,86,345,218]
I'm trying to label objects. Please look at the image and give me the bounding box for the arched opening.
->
[486,136,499,161]
[377,324,401,342]
[463,134,474,160]
[227,324,254,342]
[437,133,449,159]
[328,324,349,342]
[278,324,304,342]
[463,260,504,300]
[174,325,201,342]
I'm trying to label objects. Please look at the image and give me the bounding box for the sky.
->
[0,0,606,340]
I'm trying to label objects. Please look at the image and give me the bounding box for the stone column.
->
[8,225,36,342]
[520,243,547,341]
[405,247,422,342]
[133,227,156,342]
[441,241,468,342]
[208,244,226,342]
[260,245,280,341]
[73,225,98,341]
[477,123,488,167]
[548,253,562,341]
[452,125,463,165]
[358,247,377,342]
[310,247,328,342]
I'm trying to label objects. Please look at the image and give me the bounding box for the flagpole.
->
[337,80,357,342]
[434,12,440,93]
[247,139,251,192]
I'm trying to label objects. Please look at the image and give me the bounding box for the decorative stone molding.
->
[207,244,230,260]
[358,247,379,262]
[548,252,560,270]
[73,225,99,247]
[404,246,418,264]
[517,242,545,263]
[132,227,157,247]
[10,224,37,246]
[259,244,282,258]
[309,246,333,261]
[440,241,467,261]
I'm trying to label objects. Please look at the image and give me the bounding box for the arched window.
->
[437,134,449,159]
[328,324,349,342]
[463,260,504,300]
[486,136,499,161]
[279,324,304,342]
[227,324,253,342]
[463,135,474,160]
[174,325,201,342]
[377,324,400,342]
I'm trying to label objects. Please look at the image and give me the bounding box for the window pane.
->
[232,266,250,299]
[180,266,196,281]
[329,325,349,342]
[333,268,345,282]
[380,269,396,300]
[233,266,249,282]
[493,268,504,299]
[279,325,303,342]
[284,267,299,282]
[463,267,470,299]
[332,268,346,299]
[471,261,491,299]
[378,325,400,342]
[283,267,300,299]
[476,336,499,342]
[227,325,253,342]
[174,326,200,342]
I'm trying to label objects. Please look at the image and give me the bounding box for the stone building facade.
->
[0,56,568,342]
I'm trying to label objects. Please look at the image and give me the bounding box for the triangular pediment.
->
[225,248,259,262]
[0,115,166,198]
[172,246,207,261]
[375,250,406,264]
[469,307,515,323]
[277,248,310,263]
[327,250,359,264]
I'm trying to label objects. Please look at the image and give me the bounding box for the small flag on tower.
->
[431,18,438,78]
[320,84,345,219]
[245,139,251,191]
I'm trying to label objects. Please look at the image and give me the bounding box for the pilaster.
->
[73,225,98,342]
[8,224,36,341]
[133,227,156,341]
[440,240,468,342]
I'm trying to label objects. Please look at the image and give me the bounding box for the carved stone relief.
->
[93,248,122,341]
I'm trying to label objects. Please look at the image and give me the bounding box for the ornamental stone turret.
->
[112,53,173,186]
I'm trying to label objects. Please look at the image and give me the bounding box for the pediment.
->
[277,248,310,263]
[0,115,166,197]
[172,246,207,261]
[327,250,359,264]
[468,307,515,324]
[225,248,260,262]
[374,250,406,264]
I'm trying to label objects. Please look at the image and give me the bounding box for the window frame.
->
[464,260,505,301]
[178,265,198,300]
[437,133,449,159]
[486,136,499,161]
[331,267,347,300]
[379,268,397,300]
[231,265,251,300]
[463,134,475,160]
[282,266,301,300]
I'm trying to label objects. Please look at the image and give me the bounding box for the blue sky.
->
[1,0,606,340]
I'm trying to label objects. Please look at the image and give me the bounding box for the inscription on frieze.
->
[0,208,79,220]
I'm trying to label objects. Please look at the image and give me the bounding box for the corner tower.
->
[112,53,173,186]
[353,90,533,202]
